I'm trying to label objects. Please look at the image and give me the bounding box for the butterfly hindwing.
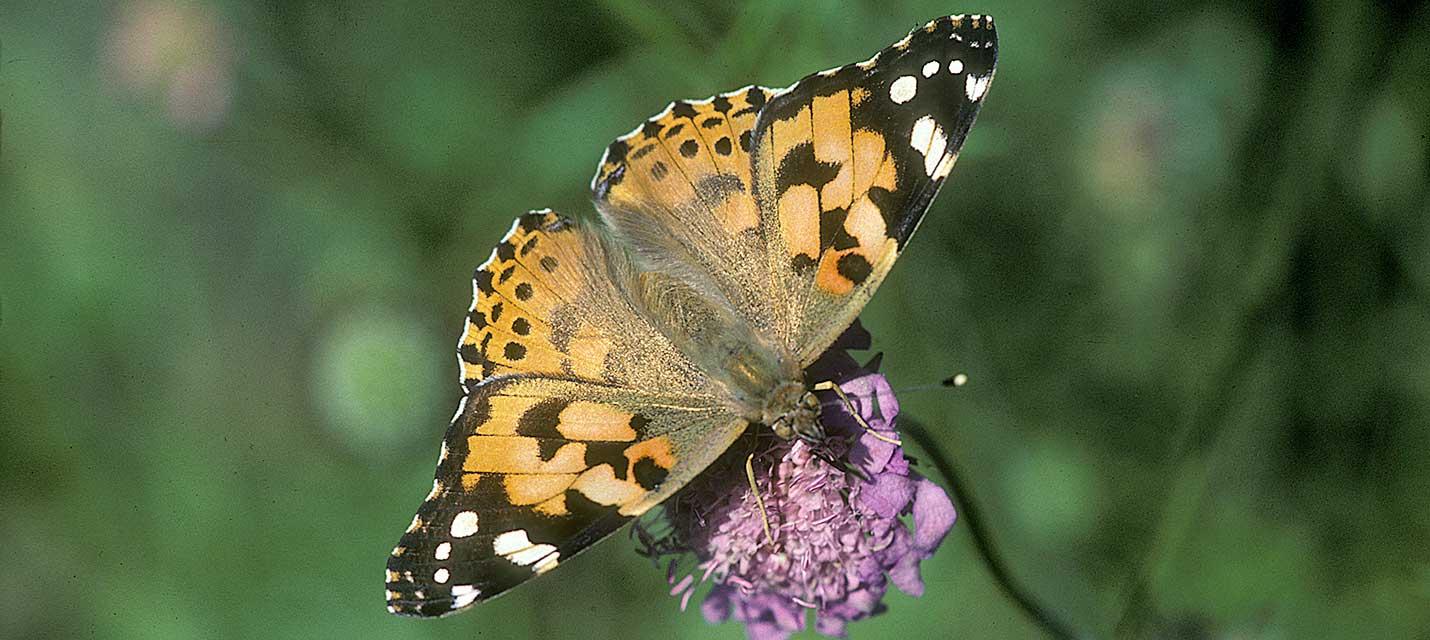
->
[752,14,998,361]
[590,87,784,337]
[387,375,747,616]
[458,210,725,396]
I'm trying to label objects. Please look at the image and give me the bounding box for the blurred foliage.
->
[2,1,1429,638]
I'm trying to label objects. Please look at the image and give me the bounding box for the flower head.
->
[641,325,957,639]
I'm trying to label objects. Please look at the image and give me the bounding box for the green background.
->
[3,1,1428,638]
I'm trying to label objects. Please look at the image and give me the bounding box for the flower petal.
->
[889,552,925,596]
[857,470,915,519]
[849,429,898,475]
[912,475,957,552]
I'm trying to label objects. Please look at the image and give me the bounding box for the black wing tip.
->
[899,14,998,70]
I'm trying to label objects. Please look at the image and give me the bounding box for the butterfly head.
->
[764,380,826,442]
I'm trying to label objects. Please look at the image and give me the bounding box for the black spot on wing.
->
[747,87,768,109]
[458,341,482,366]
[583,443,630,481]
[791,253,817,274]
[775,142,841,194]
[474,269,495,295]
[517,397,568,438]
[632,458,668,491]
[503,341,526,361]
[629,413,651,437]
[517,212,548,232]
[836,252,873,285]
[670,101,698,119]
[694,173,746,205]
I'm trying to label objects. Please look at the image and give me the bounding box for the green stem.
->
[900,415,1078,640]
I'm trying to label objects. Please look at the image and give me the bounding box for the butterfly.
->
[385,14,997,617]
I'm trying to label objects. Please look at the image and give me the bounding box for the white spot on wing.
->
[933,152,956,180]
[966,73,991,101]
[492,530,531,556]
[909,115,949,177]
[921,60,939,77]
[492,529,559,567]
[948,59,964,75]
[510,545,557,567]
[434,541,452,560]
[889,75,917,104]
[924,126,948,176]
[532,553,560,575]
[434,568,449,584]
[450,511,480,538]
[910,116,937,152]
[451,584,481,608]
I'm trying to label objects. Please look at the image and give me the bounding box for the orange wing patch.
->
[458,210,614,387]
[593,87,768,236]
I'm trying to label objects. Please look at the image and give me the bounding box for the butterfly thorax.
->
[764,379,824,441]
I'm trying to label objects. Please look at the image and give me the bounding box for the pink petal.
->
[857,472,915,519]
[889,553,926,596]
[912,476,957,552]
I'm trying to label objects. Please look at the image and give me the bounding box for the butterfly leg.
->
[811,380,902,446]
[745,453,776,545]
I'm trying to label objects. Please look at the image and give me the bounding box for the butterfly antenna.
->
[897,372,970,393]
[812,380,902,446]
[745,453,775,546]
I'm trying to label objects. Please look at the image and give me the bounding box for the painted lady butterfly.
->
[386,14,997,616]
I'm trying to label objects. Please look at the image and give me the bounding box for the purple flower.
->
[640,326,958,639]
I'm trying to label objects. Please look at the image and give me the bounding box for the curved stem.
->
[900,414,1078,640]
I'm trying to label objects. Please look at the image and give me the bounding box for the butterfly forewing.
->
[752,14,998,361]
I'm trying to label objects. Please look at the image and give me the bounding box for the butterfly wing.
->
[588,15,997,364]
[387,212,748,616]
[590,86,785,338]
[752,14,998,362]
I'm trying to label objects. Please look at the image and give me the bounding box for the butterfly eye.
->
[800,393,820,411]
